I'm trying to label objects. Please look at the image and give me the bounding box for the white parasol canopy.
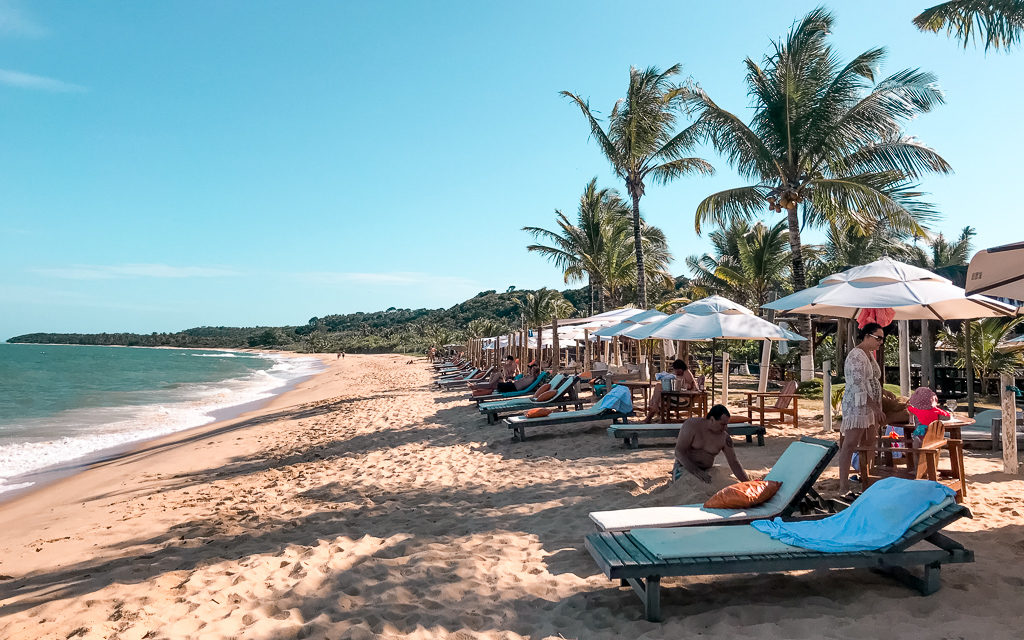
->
[621,296,805,341]
[591,309,668,337]
[763,257,1017,320]
[965,241,1024,301]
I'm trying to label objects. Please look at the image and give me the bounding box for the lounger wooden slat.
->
[585,502,974,621]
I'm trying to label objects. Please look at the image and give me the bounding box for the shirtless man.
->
[501,355,519,381]
[673,404,749,483]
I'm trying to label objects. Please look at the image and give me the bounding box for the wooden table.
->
[876,416,974,498]
[659,390,709,423]
[618,380,657,411]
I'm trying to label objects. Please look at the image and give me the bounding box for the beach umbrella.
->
[592,309,668,337]
[965,241,1024,301]
[623,296,805,395]
[763,257,1016,321]
[764,257,1018,414]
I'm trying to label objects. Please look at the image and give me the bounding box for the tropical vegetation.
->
[914,0,1024,50]
[562,65,713,308]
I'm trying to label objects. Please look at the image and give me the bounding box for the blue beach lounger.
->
[471,372,555,404]
[586,478,974,621]
[478,375,581,424]
[503,384,635,442]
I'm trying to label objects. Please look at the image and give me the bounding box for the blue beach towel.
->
[596,384,633,414]
[751,477,955,552]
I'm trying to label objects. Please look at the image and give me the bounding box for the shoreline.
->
[0,348,332,507]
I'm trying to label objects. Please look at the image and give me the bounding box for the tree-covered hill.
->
[7,286,594,353]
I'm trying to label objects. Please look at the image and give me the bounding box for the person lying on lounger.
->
[644,359,699,423]
[470,368,505,392]
[673,404,750,484]
[494,364,539,393]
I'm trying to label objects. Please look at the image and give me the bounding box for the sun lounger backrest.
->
[550,375,577,400]
[774,380,798,409]
[760,438,834,511]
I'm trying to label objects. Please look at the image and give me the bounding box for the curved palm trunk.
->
[785,204,812,356]
[630,193,647,308]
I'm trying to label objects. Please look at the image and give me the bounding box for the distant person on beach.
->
[494,363,539,393]
[644,358,699,423]
[837,322,886,495]
[673,404,749,484]
[501,355,519,381]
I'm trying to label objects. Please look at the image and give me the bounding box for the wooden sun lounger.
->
[504,407,635,442]
[608,422,766,449]
[471,372,556,404]
[589,437,838,532]
[585,500,974,621]
[478,377,580,424]
[437,367,492,388]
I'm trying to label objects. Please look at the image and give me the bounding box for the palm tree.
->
[517,288,574,363]
[525,182,674,311]
[597,214,675,308]
[688,8,951,346]
[686,220,795,313]
[940,317,1024,391]
[906,226,976,270]
[523,179,627,315]
[562,65,714,307]
[914,0,1024,50]
[807,221,914,283]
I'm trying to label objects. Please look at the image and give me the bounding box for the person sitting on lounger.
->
[494,364,539,392]
[673,404,750,484]
[501,355,519,381]
[644,359,698,423]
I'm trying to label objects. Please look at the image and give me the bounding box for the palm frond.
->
[914,0,1024,50]
[694,186,770,233]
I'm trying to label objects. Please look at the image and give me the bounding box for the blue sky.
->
[1,0,1020,339]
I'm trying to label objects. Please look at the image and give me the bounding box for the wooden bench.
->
[608,422,766,449]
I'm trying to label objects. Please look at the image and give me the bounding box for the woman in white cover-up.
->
[837,322,887,494]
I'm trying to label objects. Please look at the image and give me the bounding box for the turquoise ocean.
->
[0,344,325,496]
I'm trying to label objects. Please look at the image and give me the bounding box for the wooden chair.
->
[857,420,965,503]
[745,380,800,428]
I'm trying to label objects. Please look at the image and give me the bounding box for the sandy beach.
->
[1,353,1022,639]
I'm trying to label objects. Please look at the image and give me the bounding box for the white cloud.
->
[0,68,84,92]
[30,264,242,280]
[0,2,47,38]
[304,271,478,288]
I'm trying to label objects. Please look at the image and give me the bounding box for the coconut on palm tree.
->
[562,65,714,307]
[914,0,1024,50]
[688,7,951,348]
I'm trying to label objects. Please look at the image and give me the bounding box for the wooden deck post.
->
[720,351,731,406]
[1001,373,1018,474]
[584,329,591,371]
[823,359,833,432]
[758,340,771,393]
[898,320,911,397]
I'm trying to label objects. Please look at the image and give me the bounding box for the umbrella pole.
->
[710,338,716,399]
[966,320,975,417]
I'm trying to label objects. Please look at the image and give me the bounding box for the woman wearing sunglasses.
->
[837,322,887,495]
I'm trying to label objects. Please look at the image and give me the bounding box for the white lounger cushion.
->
[589,439,832,532]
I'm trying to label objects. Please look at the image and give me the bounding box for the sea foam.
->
[0,353,325,496]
